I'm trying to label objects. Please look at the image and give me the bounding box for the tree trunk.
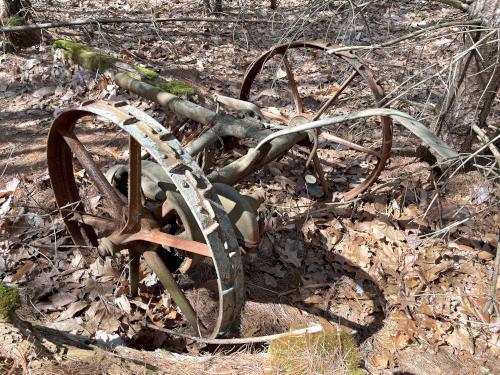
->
[433,0,499,152]
[1,0,41,49]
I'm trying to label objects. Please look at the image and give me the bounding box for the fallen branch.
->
[326,18,483,54]
[146,323,324,344]
[0,16,281,33]
[52,39,197,95]
[254,107,459,161]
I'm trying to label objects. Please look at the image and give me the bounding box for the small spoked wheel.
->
[240,40,393,200]
[47,100,244,338]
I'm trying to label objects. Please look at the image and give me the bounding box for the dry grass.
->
[268,327,362,375]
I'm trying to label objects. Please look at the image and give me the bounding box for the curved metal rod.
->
[185,118,272,157]
[254,108,459,161]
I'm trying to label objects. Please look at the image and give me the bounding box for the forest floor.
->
[1,0,499,374]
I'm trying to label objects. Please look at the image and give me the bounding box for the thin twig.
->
[0,16,282,33]
[278,283,333,297]
[445,133,500,181]
[324,19,483,54]
[472,125,500,171]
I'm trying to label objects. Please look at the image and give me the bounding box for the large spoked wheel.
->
[47,100,244,338]
[240,40,393,200]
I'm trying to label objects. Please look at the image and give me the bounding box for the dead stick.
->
[472,125,500,171]
[487,236,500,314]
[146,323,324,344]
[0,17,282,33]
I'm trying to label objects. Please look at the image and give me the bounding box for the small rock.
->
[305,174,317,184]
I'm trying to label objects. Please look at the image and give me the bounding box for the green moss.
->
[155,80,195,96]
[53,39,194,95]
[0,282,19,320]
[269,327,361,374]
[4,16,26,27]
[133,65,159,78]
[52,39,117,73]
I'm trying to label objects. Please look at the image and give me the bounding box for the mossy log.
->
[53,39,195,96]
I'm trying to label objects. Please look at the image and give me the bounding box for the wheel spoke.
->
[60,129,125,221]
[66,211,117,233]
[126,229,211,257]
[143,250,206,334]
[282,54,303,114]
[124,136,142,231]
[312,70,358,121]
[319,132,381,159]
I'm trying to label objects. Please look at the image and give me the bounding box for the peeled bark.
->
[433,0,499,151]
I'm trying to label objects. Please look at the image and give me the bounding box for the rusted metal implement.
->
[48,40,429,338]
[240,40,392,199]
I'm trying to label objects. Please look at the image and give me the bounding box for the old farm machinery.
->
[47,40,457,338]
